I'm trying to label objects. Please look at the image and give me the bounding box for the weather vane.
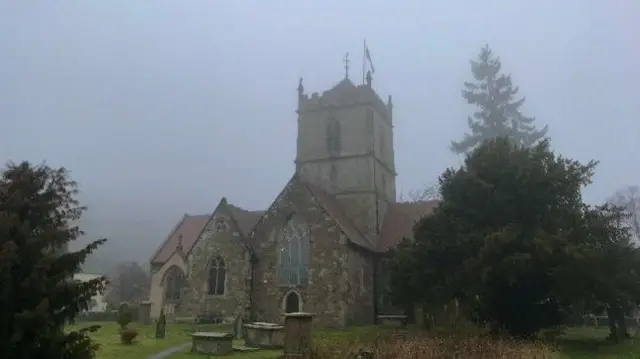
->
[343,52,350,79]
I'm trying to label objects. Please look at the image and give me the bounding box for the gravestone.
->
[155,309,167,339]
[232,315,244,339]
[138,301,152,325]
[283,312,314,359]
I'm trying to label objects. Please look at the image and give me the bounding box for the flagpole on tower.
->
[362,39,366,85]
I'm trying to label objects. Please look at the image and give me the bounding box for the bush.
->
[119,328,138,345]
[117,303,133,329]
[312,331,555,359]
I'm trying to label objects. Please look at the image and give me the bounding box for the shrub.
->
[117,303,133,329]
[312,331,556,359]
[119,328,138,345]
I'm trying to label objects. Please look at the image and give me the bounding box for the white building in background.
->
[73,273,108,312]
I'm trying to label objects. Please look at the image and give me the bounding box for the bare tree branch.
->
[397,183,440,202]
[609,185,640,243]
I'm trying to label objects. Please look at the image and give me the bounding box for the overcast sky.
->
[1,1,638,256]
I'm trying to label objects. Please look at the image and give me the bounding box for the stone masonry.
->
[147,71,439,327]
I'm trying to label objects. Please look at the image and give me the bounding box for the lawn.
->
[66,321,224,359]
[554,326,640,359]
[69,322,640,359]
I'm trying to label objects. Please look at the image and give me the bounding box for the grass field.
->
[68,322,640,359]
[66,322,223,359]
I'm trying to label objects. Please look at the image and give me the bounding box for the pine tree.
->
[0,161,107,359]
[451,45,549,154]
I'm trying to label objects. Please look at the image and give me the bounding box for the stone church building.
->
[147,71,437,327]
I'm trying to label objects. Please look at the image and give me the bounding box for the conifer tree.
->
[451,45,548,154]
[0,161,107,359]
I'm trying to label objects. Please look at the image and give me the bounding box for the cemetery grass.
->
[66,323,640,359]
[65,322,224,359]
[554,326,640,359]
[164,326,640,359]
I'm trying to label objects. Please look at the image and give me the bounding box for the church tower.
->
[295,68,396,243]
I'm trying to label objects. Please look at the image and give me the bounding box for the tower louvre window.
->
[326,117,341,156]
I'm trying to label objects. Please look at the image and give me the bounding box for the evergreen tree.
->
[0,161,107,359]
[451,45,549,154]
[390,138,597,337]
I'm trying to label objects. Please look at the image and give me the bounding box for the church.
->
[147,67,437,327]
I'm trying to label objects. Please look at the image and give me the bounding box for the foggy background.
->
[1,1,638,273]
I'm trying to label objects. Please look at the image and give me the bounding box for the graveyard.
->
[67,311,640,359]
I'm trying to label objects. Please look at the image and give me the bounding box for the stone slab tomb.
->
[190,332,233,356]
[243,322,284,349]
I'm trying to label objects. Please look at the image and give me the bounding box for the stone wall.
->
[346,245,376,325]
[149,251,188,319]
[183,206,252,323]
[250,179,357,328]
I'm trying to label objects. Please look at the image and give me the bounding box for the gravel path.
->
[145,342,190,359]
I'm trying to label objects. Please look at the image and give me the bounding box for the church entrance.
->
[284,291,300,313]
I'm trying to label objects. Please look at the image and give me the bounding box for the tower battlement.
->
[297,79,392,123]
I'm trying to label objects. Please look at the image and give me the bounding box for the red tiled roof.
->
[149,214,210,264]
[378,200,439,251]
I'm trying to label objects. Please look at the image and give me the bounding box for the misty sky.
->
[1,1,639,257]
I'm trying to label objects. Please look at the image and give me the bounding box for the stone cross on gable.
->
[176,234,183,252]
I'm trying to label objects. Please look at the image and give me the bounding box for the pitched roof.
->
[149,201,264,266]
[302,181,378,252]
[378,200,439,251]
[227,204,264,237]
[149,213,210,264]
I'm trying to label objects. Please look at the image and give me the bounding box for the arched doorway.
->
[284,291,301,313]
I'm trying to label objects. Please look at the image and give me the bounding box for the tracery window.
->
[208,256,226,295]
[278,215,310,286]
[164,266,185,302]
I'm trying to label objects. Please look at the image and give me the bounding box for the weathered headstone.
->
[155,309,167,339]
[283,312,314,359]
[233,315,244,339]
[138,301,152,325]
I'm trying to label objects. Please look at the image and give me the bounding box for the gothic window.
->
[359,267,365,295]
[278,215,310,286]
[330,165,338,183]
[379,129,385,155]
[208,256,226,295]
[326,118,341,156]
[164,266,185,302]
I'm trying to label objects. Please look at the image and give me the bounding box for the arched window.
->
[164,266,185,302]
[278,215,310,286]
[208,256,226,295]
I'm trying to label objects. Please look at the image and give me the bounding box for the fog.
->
[1,1,638,273]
